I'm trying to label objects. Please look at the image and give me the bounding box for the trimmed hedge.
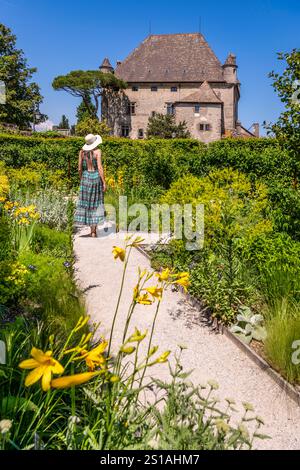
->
[0,134,294,188]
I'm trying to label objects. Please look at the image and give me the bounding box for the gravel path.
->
[74,226,300,450]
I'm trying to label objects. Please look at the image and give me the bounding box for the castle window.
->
[130,103,136,115]
[132,86,139,91]
[199,123,211,131]
[121,125,130,138]
[170,86,178,92]
[167,103,175,115]
[138,129,144,139]
[151,86,158,92]
[195,104,200,114]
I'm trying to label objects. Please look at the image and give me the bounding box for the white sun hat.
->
[82,134,102,151]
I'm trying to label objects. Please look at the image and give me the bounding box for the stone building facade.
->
[101,33,257,142]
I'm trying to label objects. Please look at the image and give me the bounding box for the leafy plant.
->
[230,306,267,344]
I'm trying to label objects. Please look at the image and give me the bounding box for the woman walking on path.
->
[75,134,106,238]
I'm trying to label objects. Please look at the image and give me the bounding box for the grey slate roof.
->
[176,81,222,104]
[115,33,225,83]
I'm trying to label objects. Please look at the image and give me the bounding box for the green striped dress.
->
[74,151,104,226]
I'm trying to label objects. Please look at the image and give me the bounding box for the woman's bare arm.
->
[96,150,106,191]
[78,150,83,179]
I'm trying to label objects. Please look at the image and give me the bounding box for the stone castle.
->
[100,33,258,142]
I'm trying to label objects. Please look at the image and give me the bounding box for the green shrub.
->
[31,224,70,257]
[161,168,272,247]
[18,251,84,333]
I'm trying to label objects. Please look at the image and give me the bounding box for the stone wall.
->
[175,103,222,142]
[103,81,239,142]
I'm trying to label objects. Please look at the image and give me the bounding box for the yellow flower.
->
[128,328,148,343]
[112,246,126,262]
[19,347,64,392]
[146,286,163,300]
[156,268,171,282]
[51,372,100,389]
[174,272,190,292]
[79,340,108,371]
[156,351,171,363]
[136,293,153,305]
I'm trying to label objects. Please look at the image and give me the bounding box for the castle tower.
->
[100,58,114,74]
[222,53,238,83]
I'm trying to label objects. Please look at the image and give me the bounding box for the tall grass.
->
[260,265,300,384]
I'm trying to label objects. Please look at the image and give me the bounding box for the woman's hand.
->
[103,181,107,193]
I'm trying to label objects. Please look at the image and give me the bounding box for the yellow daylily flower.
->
[51,371,101,389]
[79,340,108,371]
[136,293,153,305]
[112,246,126,262]
[128,328,148,343]
[19,347,64,392]
[174,273,190,292]
[156,268,171,282]
[146,286,163,300]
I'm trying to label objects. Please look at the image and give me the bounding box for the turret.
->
[100,58,114,74]
[223,53,238,83]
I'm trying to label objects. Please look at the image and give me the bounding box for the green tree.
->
[76,95,96,123]
[147,113,190,139]
[0,23,46,128]
[75,116,111,137]
[52,70,126,119]
[268,49,300,182]
[58,114,70,129]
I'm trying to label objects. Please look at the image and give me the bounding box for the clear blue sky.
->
[1,0,299,132]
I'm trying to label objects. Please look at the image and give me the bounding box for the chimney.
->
[253,123,260,138]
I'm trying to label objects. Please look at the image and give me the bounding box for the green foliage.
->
[31,224,70,258]
[75,117,111,137]
[0,23,47,128]
[19,250,84,332]
[58,115,70,129]
[147,113,190,139]
[0,260,28,306]
[7,162,66,191]
[268,49,300,169]
[230,306,267,344]
[52,70,126,118]
[76,96,96,123]
[264,302,300,384]
[0,319,262,450]
[10,188,71,230]
[161,168,272,247]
